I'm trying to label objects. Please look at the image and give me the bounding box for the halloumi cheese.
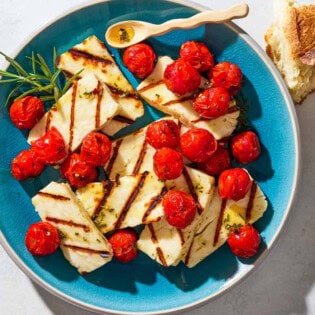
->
[92,172,166,233]
[56,35,144,135]
[32,182,113,274]
[184,177,268,268]
[28,74,119,153]
[137,167,215,266]
[137,56,240,140]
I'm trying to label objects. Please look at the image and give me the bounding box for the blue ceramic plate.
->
[0,0,300,314]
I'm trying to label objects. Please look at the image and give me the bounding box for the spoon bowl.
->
[105,3,249,48]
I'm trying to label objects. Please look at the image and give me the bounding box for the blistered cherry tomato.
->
[179,41,214,72]
[218,168,251,201]
[162,190,197,229]
[164,58,201,95]
[123,43,156,79]
[193,87,230,118]
[9,96,45,130]
[80,132,112,167]
[227,225,261,258]
[60,153,97,188]
[180,128,217,162]
[109,228,138,263]
[25,222,60,256]
[11,149,45,180]
[231,131,261,164]
[31,127,67,164]
[153,147,183,180]
[209,61,243,95]
[197,146,231,176]
[146,120,180,149]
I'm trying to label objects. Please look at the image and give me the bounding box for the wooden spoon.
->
[105,3,249,48]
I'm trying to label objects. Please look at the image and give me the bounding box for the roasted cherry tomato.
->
[9,96,45,130]
[227,225,261,258]
[231,131,261,164]
[11,149,45,180]
[60,152,97,188]
[164,58,201,95]
[162,190,197,229]
[197,146,231,176]
[146,119,180,149]
[180,128,217,162]
[218,168,251,201]
[209,61,243,95]
[25,222,60,256]
[193,87,230,118]
[179,41,214,72]
[153,147,183,180]
[123,43,156,79]
[80,132,112,167]
[31,127,67,164]
[108,228,138,263]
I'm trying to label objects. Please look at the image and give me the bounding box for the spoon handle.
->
[150,3,249,36]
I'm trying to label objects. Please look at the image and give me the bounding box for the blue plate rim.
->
[0,0,301,314]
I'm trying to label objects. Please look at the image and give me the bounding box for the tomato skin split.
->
[209,61,243,95]
[109,228,138,263]
[197,146,231,176]
[218,168,251,201]
[123,43,156,79]
[31,127,67,165]
[231,131,261,164]
[180,128,218,163]
[81,132,112,167]
[164,58,201,95]
[9,96,45,130]
[153,147,183,180]
[227,225,261,258]
[179,41,214,73]
[60,153,98,189]
[11,149,45,180]
[25,222,60,256]
[162,190,197,229]
[146,119,180,149]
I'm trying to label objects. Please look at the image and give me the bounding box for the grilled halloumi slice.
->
[137,167,215,267]
[104,117,179,180]
[56,35,144,135]
[32,182,113,274]
[91,172,166,233]
[28,74,119,153]
[184,177,268,268]
[137,56,240,140]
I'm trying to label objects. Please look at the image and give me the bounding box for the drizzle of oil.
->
[108,25,135,44]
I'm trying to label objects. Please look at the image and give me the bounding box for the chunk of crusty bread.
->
[265,0,315,103]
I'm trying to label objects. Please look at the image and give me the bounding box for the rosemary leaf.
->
[61,69,83,94]
[0,51,28,77]
[36,53,52,77]
[53,47,57,73]
[4,84,23,107]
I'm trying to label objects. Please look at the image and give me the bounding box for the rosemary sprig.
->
[0,50,83,106]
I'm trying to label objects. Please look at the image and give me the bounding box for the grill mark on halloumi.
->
[246,182,257,221]
[162,95,195,107]
[106,139,123,175]
[142,186,167,223]
[95,81,103,129]
[69,81,78,151]
[68,48,113,66]
[191,105,240,123]
[213,199,227,247]
[37,191,70,201]
[178,229,185,246]
[148,223,168,267]
[132,140,148,175]
[112,115,134,125]
[46,111,52,132]
[62,244,111,257]
[46,217,90,232]
[182,167,203,215]
[114,171,149,229]
[137,80,164,93]
[93,181,115,218]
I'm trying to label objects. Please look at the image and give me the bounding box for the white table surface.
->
[0,0,314,314]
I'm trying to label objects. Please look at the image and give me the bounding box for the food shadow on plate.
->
[82,252,158,293]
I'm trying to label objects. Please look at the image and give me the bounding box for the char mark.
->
[137,80,164,93]
[37,191,70,201]
[213,199,227,247]
[132,140,147,175]
[68,81,78,152]
[95,81,103,129]
[105,139,123,175]
[246,182,257,222]
[93,181,115,219]
[62,244,111,257]
[68,48,113,66]
[45,217,90,232]
[148,223,168,267]
[112,115,134,125]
